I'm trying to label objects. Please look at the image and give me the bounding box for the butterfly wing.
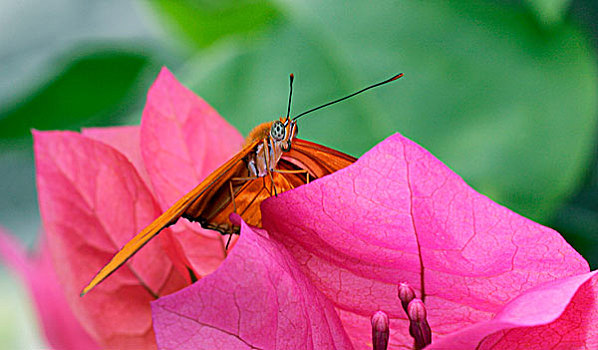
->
[199,170,304,230]
[283,138,357,177]
[80,139,261,296]
[82,138,355,296]
[187,138,355,233]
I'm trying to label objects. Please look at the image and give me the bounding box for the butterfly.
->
[81,72,403,296]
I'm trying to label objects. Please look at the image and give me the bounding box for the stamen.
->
[407,299,432,349]
[371,311,390,350]
[397,282,416,313]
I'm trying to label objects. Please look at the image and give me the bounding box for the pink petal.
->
[34,130,188,349]
[151,216,354,350]
[82,126,152,189]
[261,133,589,348]
[0,228,99,350]
[81,126,223,278]
[140,66,243,210]
[429,271,598,349]
[139,67,244,276]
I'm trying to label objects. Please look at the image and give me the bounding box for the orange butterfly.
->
[81,72,403,296]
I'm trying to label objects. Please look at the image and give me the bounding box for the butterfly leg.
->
[227,175,264,212]
[223,176,260,249]
[260,138,279,197]
[272,168,311,184]
[272,169,308,174]
[229,181,237,214]
[228,176,260,213]
[225,232,234,250]
[269,171,278,196]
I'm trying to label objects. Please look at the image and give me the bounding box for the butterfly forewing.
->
[80,139,261,296]
[81,135,357,296]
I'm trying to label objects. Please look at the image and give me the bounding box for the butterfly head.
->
[270,116,297,152]
[268,71,403,152]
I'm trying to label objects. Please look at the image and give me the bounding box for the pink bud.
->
[407,299,427,321]
[371,311,389,350]
[397,282,416,313]
[407,299,431,349]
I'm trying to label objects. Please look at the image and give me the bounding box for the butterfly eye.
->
[270,121,286,141]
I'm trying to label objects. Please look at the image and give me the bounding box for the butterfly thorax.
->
[244,121,273,147]
[245,117,297,177]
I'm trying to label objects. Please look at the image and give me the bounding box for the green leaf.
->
[552,158,598,268]
[178,0,597,223]
[525,0,572,25]
[0,46,156,142]
[149,0,280,49]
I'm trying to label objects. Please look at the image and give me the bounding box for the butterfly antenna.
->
[286,73,294,120]
[292,73,404,121]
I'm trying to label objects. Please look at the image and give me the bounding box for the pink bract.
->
[140,68,243,276]
[430,270,598,349]
[8,66,597,349]
[35,129,187,348]
[26,67,242,348]
[151,216,354,350]
[260,133,595,348]
[0,228,99,349]
[150,131,598,349]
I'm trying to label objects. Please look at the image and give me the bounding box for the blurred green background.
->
[1,0,597,347]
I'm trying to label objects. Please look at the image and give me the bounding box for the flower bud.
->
[397,282,416,313]
[371,311,389,350]
[407,299,431,349]
[407,299,427,321]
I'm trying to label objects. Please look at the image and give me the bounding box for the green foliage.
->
[0,47,156,143]
[552,158,598,267]
[525,0,572,25]
[174,0,597,224]
[1,0,596,265]
[149,0,280,49]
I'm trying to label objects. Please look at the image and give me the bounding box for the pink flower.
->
[5,66,597,349]
[152,133,598,348]
[0,228,99,349]
[0,67,244,348]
